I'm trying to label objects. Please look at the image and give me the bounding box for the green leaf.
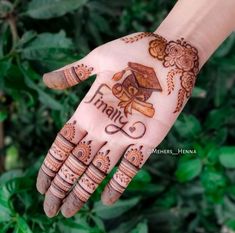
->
[26,0,88,19]
[0,186,13,223]
[191,86,206,98]
[225,219,235,231]
[21,31,73,62]
[130,221,148,233]
[0,1,13,18]
[175,157,202,182]
[174,114,201,138]
[16,31,37,48]
[201,166,227,194]
[0,110,8,122]
[205,107,235,130]
[214,33,235,58]
[93,197,140,220]
[5,145,21,170]
[19,64,63,110]
[15,217,32,233]
[219,146,235,168]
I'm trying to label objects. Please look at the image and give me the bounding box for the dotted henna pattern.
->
[124,145,143,168]
[121,32,154,43]
[63,64,93,87]
[74,64,94,81]
[60,120,76,142]
[80,177,96,191]
[72,140,92,164]
[92,150,110,174]
[121,33,199,113]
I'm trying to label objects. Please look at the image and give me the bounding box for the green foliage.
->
[0,0,235,232]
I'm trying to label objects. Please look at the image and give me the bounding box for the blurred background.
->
[0,0,235,232]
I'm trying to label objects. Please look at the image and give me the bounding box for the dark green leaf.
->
[26,0,88,19]
[175,157,202,182]
[93,197,140,219]
[219,146,235,168]
[174,114,201,138]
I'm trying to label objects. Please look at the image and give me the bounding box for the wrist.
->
[154,0,235,69]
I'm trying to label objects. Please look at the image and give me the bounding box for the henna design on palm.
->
[121,33,199,112]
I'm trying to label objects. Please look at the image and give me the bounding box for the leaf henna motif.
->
[121,32,154,43]
[148,37,199,113]
[174,88,186,113]
[167,69,183,95]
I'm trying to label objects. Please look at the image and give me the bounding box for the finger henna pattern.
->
[63,64,93,87]
[48,140,93,199]
[108,145,143,195]
[72,150,111,204]
[41,122,77,178]
[92,150,111,173]
[122,33,199,112]
[72,140,92,164]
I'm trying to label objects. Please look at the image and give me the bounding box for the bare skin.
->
[36,0,235,218]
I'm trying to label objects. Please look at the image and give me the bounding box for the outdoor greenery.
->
[0,0,235,232]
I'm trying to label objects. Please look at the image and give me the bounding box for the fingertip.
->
[43,190,62,218]
[36,169,52,194]
[61,191,84,218]
[101,184,122,206]
[43,71,68,90]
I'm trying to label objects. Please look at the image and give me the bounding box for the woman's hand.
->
[36,32,199,218]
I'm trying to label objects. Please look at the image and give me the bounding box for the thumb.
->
[43,50,99,90]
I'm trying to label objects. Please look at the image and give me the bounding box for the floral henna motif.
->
[72,140,92,164]
[112,62,162,118]
[149,36,199,112]
[63,64,93,87]
[121,32,154,43]
[148,34,167,60]
[92,150,110,174]
[121,33,199,113]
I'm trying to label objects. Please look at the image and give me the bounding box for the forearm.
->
[155,0,235,68]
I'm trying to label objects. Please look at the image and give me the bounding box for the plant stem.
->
[7,13,19,46]
[0,121,4,172]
